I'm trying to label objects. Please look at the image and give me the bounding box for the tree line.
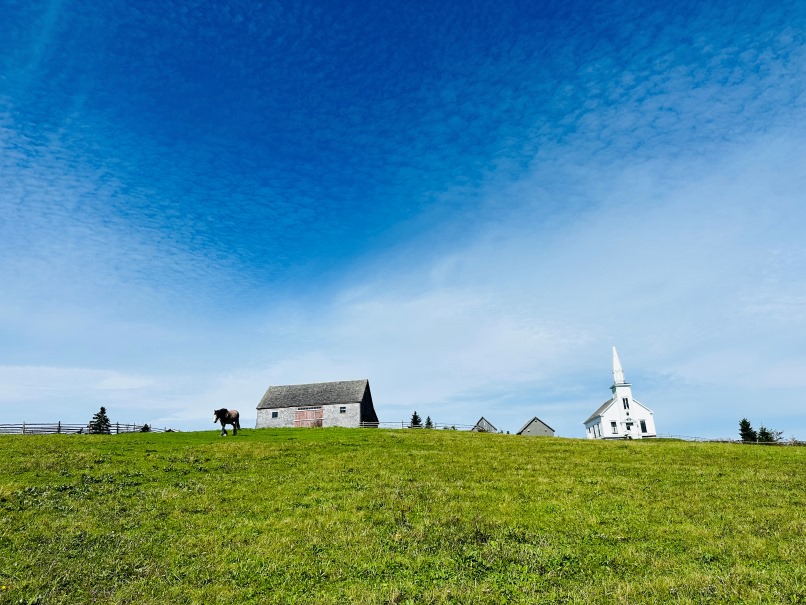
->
[409,411,433,428]
[739,418,782,443]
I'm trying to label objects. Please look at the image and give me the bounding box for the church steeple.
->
[612,346,626,385]
[583,347,657,439]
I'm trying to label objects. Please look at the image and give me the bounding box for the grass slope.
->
[1,429,805,604]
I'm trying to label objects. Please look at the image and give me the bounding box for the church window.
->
[271,411,278,418]
[622,397,630,410]
[640,420,647,433]
[611,421,618,434]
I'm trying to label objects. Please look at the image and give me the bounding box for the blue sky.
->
[2,0,805,437]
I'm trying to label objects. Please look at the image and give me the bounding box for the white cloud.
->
[241,128,806,436]
[2,126,804,439]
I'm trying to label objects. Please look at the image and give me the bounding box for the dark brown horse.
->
[213,408,240,436]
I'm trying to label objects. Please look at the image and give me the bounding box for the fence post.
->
[57,421,61,434]
[22,422,26,435]
[116,422,119,435]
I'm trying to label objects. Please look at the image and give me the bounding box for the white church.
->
[584,347,657,439]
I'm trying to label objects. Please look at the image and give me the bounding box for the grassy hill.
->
[1,429,805,604]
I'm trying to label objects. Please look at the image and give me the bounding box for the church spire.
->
[612,346,626,385]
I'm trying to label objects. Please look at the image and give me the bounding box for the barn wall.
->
[360,389,379,424]
[521,421,554,436]
[256,407,296,428]
[323,402,361,427]
[256,403,362,428]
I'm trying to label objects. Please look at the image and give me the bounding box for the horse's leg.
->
[232,419,238,435]
[220,420,227,436]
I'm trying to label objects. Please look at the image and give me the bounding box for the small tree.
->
[757,425,782,443]
[739,418,757,443]
[89,406,111,434]
[424,416,433,429]
[409,411,422,428]
[140,424,151,433]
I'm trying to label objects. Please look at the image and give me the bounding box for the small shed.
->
[516,416,555,437]
[472,417,497,433]
[256,379,379,429]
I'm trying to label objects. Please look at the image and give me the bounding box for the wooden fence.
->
[654,433,803,445]
[0,422,171,435]
[360,421,476,430]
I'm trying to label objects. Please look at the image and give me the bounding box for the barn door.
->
[294,406,323,427]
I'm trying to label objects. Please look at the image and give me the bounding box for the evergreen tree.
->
[757,425,771,442]
[409,411,422,428]
[739,418,756,443]
[424,416,433,429]
[757,425,782,443]
[89,406,112,434]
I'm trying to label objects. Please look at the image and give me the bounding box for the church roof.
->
[257,379,370,409]
[584,397,653,425]
[584,398,614,424]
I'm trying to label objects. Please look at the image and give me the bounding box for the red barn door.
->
[294,406,323,427]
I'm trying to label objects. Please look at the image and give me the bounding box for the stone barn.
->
[255,379,379,429]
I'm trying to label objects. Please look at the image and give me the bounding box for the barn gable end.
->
[516,416,555,437]
[472,417,497,433]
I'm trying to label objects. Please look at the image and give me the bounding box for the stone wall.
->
[255,403,361,428]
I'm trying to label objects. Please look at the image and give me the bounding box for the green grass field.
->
[1,429,805,604]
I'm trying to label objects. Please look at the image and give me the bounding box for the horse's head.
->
[213,408,228,423]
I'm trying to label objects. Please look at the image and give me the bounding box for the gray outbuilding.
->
[516,416,555,437]
[472,417,498,433]
[255,379,379,428]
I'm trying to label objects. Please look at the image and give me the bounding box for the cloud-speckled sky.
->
[2,0,805,437]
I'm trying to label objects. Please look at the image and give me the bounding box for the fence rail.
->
[655,433,803,445]
[0,422,171,435]
[360,421,477,430]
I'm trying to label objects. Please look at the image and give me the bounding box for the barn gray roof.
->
[472,416,497,432]
[584,398,614,424]
[257,379,370,410]
[516,416,555,435]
